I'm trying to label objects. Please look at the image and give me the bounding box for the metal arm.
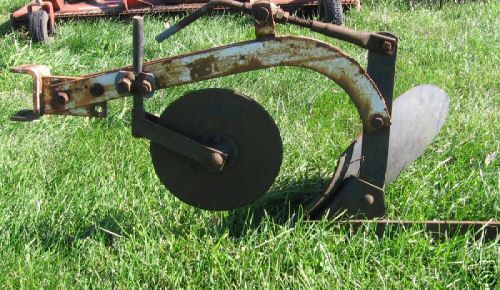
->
[155,0,251,43]
[155,0,396,54]
[35,36,389,133]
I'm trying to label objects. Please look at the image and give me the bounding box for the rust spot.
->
[50,90,69,112]
[188,55,219,80]
[90,83,105,97]
[230,58,264,75]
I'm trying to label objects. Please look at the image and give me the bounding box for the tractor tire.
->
[29,10,50,43]
[320,0,344,26]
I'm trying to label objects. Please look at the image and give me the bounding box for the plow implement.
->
[11,0,499,240]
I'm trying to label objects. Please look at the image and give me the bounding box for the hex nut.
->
[137,79,153,95]
[55,92,69,106]
[371,116,385,130]
[382,41,393,52]
[362,193,375,206]
[117,78,132,94]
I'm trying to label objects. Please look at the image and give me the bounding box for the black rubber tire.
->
[29,10,50,43]
[320,0,344,26]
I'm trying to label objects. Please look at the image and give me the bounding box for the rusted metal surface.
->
[155,0,250,42]
[10,64,51,121]
[277,15,397,54]
[153,0,388,54]
[48,36,389,132]
[252,1,277,38]
[329,220,500,241]
[11,0,359,25]
[7,65,105,120]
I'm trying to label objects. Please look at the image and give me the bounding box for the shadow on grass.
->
[23,177,330,249]
[0,20,13,36]
[35,209,134,250]
[220,176,330,238]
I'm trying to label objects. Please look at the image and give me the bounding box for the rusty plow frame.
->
[10,0,499,240]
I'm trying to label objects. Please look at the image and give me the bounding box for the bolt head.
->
[362,194,375,206]
[254,6,270,24]
[55,92,69,106]
[371,116,385,130]
[90,83,104,97]
[382,41,393,52]
[137,79,153,95]
[209,152,225,171]
[117,78,132,94]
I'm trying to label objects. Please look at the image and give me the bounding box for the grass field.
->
[0,0,499,288]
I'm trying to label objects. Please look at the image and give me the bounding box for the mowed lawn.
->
[0,0,498,288]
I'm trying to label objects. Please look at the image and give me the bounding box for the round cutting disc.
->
[150,88,283,211]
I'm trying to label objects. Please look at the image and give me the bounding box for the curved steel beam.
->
[50,36,389,132]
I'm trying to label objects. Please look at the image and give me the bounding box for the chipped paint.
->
[49,36,388,131]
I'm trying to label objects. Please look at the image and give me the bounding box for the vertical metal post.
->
[132,16,145,138]
[359,33,398,189]
[133,16,144,75]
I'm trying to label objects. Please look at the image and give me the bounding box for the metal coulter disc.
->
[150,88,283,211]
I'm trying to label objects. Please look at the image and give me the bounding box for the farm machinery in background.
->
[10,0,499,239]
[11,0,360,42]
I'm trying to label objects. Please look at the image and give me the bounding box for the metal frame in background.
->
[11,0,361,27]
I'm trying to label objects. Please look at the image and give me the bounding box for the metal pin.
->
[133,16,144,75]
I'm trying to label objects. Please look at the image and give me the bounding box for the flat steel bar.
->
[359,32,398,188]
[328,220,500,241]
[137,113,227,171]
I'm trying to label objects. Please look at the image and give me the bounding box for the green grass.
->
[0,0,499,288]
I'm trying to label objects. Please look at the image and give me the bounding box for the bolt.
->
[254,6,269,25]
[137,79,153,95]
[362,194,375,206]
[90,83,104,97]
[55,92,69,106]
[382,41,392,52]
[209,152,225,171]
[117,78,132,94]
[371,116,385,130]
[274,9,288,21]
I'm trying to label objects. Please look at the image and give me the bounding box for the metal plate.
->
[150,88,283,211]
[385,84,449,183]
[307,85,449,218]
[333,84,449,185]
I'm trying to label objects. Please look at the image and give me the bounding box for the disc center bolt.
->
[200,133,239,169]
